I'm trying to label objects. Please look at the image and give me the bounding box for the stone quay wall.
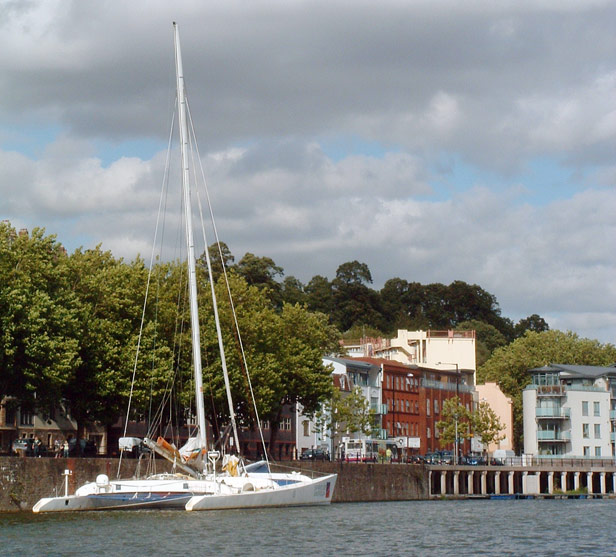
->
[0,457,429,512]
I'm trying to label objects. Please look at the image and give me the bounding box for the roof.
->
[528,363,616,378]
[324,356,380,373]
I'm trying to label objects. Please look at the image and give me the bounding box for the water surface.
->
[1,499,613,556]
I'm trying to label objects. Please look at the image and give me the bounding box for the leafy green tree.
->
[331,261,383,332]
[280,276,306,306]
[315,386,377,457]
[235,253,284,307]
[202,241,235,283]
[305,275,334,315]
[436,396,472,449]
[197,273,340,453]
[514,314,549,338]
[479,330,616,451]
[472,401,505,454]
[379,278,426,332]
[62,247,152,435]
[0,224,80,413]
[458,320,508,366]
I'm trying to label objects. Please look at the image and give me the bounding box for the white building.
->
[523,364,616,458]
[295,357,382,459]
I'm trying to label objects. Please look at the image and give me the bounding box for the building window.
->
[434,400,439,414]
[281,417,292,431]
[582,401,588,416]
[594,424,600,439]
[302,420,310,437]
[595,446,602,457]
[593,401,600,417]
[583,446,590,456]
[20,411,34,426]
[582,424,589,438]
[426,399,430,417]
[262,420,270,430]
[427,427,431,439]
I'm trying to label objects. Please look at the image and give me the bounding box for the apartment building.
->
[523,364,616,458]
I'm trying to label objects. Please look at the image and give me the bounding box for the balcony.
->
[535,385,565,397]
[537,430,571,441]
[536,407,570,419]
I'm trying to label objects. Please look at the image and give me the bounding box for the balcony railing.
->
[537,430,571,441]
[535,385,566,396]
[536,407,570,418]
[421,379,474,394]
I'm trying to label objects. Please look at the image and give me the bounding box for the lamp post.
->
[437,362,461,465]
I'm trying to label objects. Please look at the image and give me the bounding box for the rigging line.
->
[119,106,176,479]
[146,166,188,444]
[185,101,241,456]
[187,103,271,473]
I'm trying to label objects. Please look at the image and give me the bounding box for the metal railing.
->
[536,407,570,418]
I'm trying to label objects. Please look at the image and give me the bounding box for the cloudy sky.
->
[1,1,614,343]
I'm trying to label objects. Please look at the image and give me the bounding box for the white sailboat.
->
[33,22,336,513]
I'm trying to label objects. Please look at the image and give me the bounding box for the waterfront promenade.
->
[428,459,616,498]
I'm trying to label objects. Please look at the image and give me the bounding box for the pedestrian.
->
[386,447,392,463]
[63,439,69,458]
[54,438,61,458]
[34,437,41,457]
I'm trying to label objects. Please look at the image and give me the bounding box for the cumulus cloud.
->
[1,1,615,343]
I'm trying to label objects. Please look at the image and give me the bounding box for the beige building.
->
[345,329,477,384]
[475,383,514,453]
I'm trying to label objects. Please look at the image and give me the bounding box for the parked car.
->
[12,438,47,457]
[462,454,486,466]
[300,448,329,461]
[67,438,97,457]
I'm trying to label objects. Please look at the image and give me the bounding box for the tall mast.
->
[173,22,207,448]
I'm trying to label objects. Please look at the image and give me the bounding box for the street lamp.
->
[437,362,461,465]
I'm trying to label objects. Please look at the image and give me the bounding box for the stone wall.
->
[0,457,428,511]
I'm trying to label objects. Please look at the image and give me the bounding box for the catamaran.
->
[33,22,336,513]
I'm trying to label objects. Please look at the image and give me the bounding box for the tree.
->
[472,401,505,454]
[0,224,80,413]
[197,273,340,453]
[331,261,383,331]
[379,278,426,332]
[436,397,472,452]
[235,253,283,301]
[280,276,306,306]
[458,320,508,366]
[203,241,235,283]
[62,247,152,435]
[514,314,549,338]
[479,330,616,451]
[305,275,334,315]
[314,386,377,457]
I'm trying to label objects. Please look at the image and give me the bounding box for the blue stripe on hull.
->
[86,492,192,510]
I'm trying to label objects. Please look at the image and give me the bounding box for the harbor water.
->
[2,499,614,556]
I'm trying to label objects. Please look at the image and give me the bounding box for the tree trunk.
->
[267,406,283,460]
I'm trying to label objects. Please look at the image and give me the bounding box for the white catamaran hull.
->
[186,474,336,511]
[33,477,216,512]
[33,471,334,512]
